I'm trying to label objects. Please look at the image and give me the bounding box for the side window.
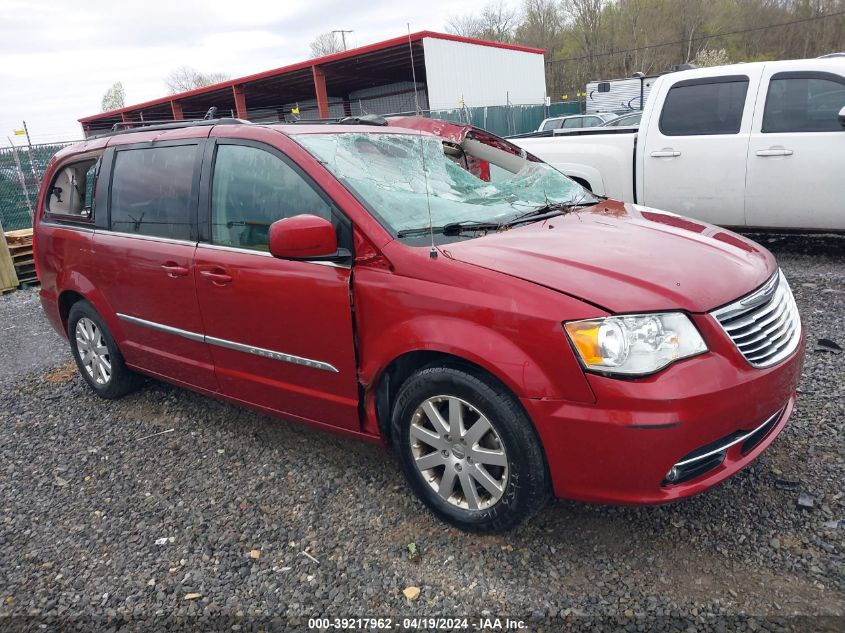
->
[47,157,100,219]
[110,145,196,240]
[562,117,582,128]
[660,78,749,136]
[583,117,602,127]
[762,75,845,133]
[210,144,337,251]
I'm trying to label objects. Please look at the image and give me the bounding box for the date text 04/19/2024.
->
[307,617,527,630]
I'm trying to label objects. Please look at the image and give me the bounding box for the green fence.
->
[0,142,75,231]
[429,102,583,137]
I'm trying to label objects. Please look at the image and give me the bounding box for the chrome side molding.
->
[205,336,339,372]
[116,313,338,373]
[117,313,204,342]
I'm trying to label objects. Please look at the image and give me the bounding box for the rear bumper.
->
[523,330,805,505]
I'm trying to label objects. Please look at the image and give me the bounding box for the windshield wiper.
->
[505,200,598,226]
[396,201,600,239]
[397,221,501,238]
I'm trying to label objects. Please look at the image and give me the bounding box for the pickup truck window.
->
[659,77,749,136]
[762,73,845,133]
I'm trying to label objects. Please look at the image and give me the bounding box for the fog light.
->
[665,466,680,483]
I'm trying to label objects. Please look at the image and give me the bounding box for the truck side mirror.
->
[839,106,845,128]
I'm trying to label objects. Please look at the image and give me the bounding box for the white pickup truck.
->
[513,58,845,231]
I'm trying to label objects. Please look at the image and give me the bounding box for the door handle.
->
[650,150,681,158]
[199,269,233,285]
[756,148,793,157]
[161,262,189,278]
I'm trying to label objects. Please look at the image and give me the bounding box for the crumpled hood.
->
[441,201,776,313]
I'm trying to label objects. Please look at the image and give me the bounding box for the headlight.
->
[564,313,707,376]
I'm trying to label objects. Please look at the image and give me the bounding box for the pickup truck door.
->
[640,74,758,227]
[745,68,845,230]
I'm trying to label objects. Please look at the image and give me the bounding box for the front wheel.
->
[392,366,550,533]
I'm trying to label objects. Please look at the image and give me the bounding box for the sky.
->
[0,0,498,147]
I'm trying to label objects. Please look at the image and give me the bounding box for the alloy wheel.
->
[409,395,508,510]
[75,317,112,385]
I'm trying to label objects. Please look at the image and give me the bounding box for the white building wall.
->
[422,38,546,110]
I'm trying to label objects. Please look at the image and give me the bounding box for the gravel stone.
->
[0,233,843,631]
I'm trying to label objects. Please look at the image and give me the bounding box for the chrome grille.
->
[712,270,801,368]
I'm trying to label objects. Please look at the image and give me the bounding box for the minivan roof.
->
[51,121,440,162]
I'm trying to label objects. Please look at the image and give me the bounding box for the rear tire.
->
[392,366,550,533]
[68,301,139,399]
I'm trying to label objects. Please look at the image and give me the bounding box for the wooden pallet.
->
[0,222,20,292]
[4,227,33,243]
[1,226,39,290]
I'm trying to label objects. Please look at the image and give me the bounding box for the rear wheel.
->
[68,301,139,399]
[392,366,549,532]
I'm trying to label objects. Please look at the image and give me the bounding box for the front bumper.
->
[523,317,805,505]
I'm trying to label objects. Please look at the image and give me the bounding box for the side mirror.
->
[268,214,346,261]
[839,106,845,128]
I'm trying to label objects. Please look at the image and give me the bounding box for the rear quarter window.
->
[46,157,101,221]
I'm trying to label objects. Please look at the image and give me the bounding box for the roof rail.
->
[89,117,249,139]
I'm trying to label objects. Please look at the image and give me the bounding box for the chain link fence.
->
[429,102,583,137]
[0,141,76,231]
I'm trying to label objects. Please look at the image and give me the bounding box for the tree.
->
[309,32,344,58]
[446,13,484,38]
[445,0,845,101]
[447,1,519,41]
[165,66,230,95]
[101,82,126,112]
[693,48,731,67]
[516,0,563,53]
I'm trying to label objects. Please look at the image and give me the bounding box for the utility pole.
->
[332,30,353,51]
[22,121,40,187]
[6,137,33,220]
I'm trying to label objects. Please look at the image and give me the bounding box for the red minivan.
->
[34,116,804,532]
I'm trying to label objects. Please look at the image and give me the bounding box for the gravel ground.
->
[0,234,843,632]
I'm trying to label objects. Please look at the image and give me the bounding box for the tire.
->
[68,301,139,399]
[391,366,550,533]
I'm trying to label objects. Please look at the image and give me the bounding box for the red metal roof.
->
[79,31,545,123]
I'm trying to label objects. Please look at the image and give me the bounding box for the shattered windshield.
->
[295,132,591,236]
